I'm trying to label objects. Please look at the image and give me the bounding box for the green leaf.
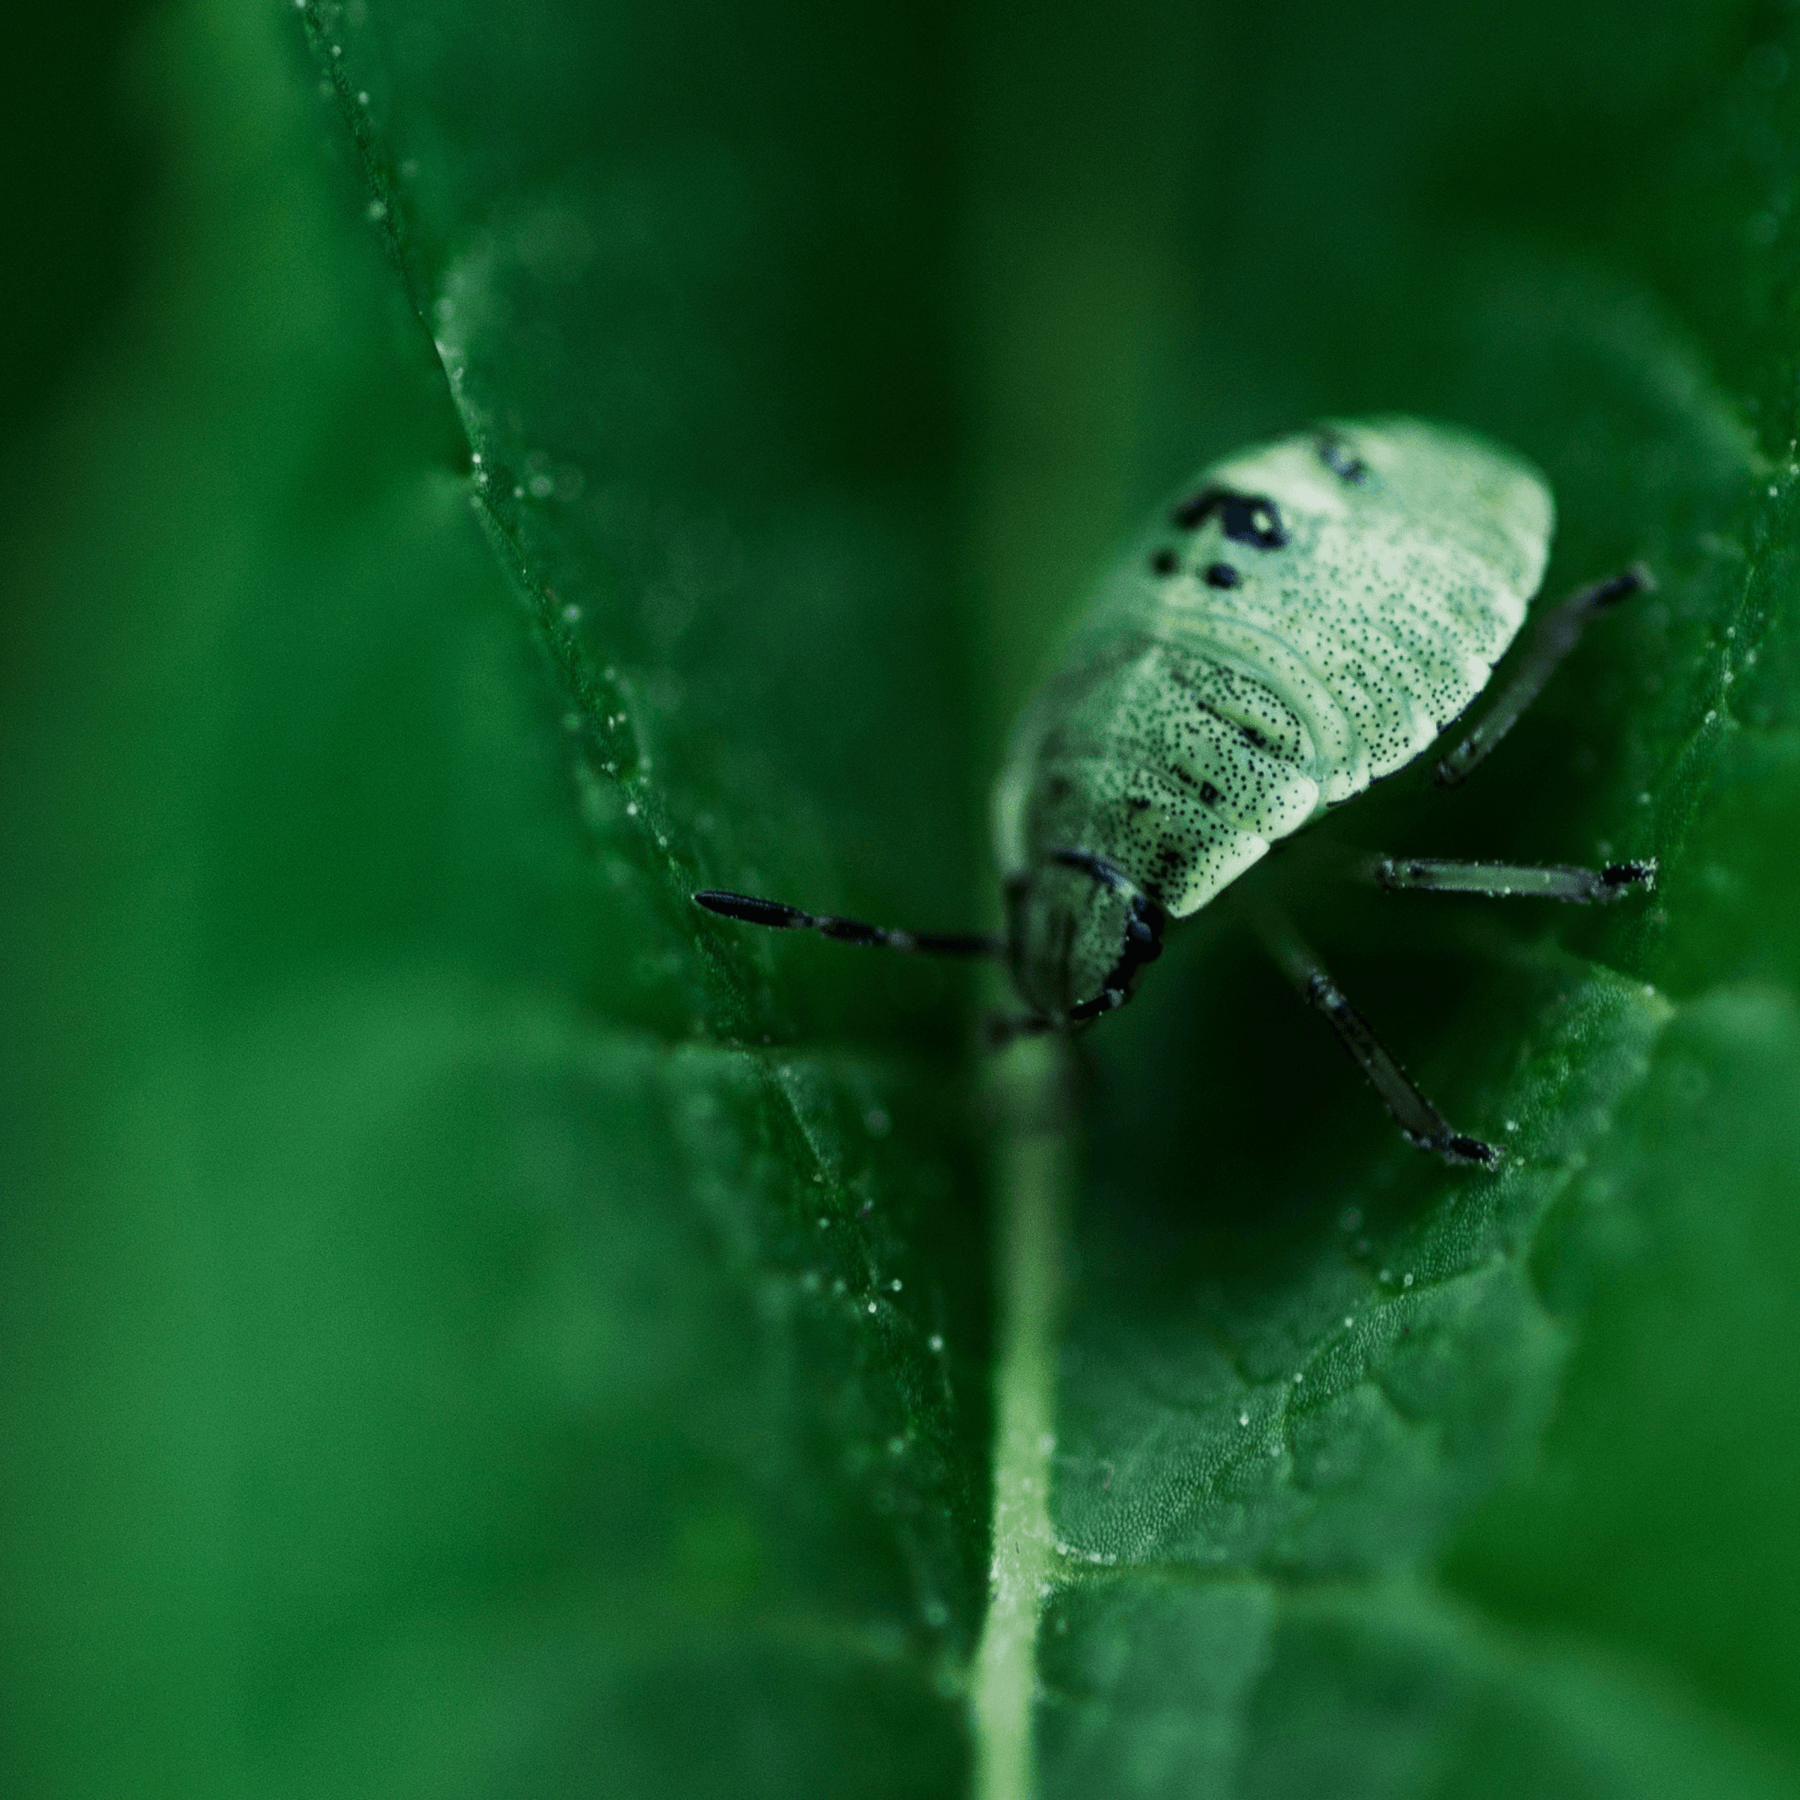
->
[0,2,986,1795]
[5,0,1800,1796]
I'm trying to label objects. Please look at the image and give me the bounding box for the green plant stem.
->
[973,1033,1073,1800]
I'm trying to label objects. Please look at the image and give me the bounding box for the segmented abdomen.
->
[1145,520,1531,806]
[994,635,1317,916]
[998,542,1533,918]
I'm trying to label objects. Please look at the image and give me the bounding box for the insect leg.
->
[1368,855,1656,903]
[1251,905,1499,1167]
[694,889,1004,957]
[1436,564,1654,785]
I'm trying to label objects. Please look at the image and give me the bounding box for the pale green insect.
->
[698,416,1654,1164]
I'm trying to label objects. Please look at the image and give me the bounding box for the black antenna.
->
[694,890,1004,958]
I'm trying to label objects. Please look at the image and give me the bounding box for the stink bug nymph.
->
[697,417,1655,1165]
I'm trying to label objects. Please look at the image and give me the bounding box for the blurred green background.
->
[3,1,1799,1796]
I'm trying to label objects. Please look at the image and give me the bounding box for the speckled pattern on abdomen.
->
[993,416,1553,918]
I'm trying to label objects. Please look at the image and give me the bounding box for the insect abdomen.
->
[994,418,1553,920]
[1005,637,1323,916]
[1149,545,1525,802]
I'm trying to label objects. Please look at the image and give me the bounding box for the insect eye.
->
[1204,562,1240,588]
[1115,896,1166,975]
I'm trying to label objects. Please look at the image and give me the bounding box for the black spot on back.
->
[1150,548,1179,576]
[1170,485,1288,550]
[1205,562,1241,588]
